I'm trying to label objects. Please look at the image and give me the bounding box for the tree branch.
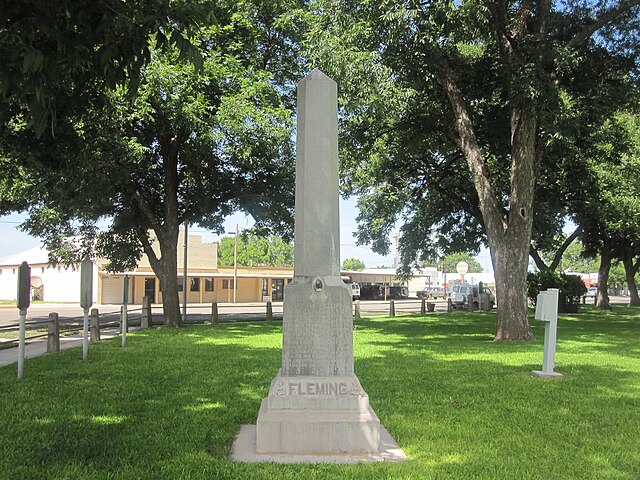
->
[134,224,161,274]
[132,190,162,234]
[437,55,508,238]
[567,0,640,49]
[549,226,582,271]
[530,245,549,271]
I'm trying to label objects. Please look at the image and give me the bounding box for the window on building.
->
[190,278,200,292]
[222,279,234,289]
[205,278,214,292]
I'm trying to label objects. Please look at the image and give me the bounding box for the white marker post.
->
[16,261,31,379]
[80,256,93,360]
[532,288,563,379]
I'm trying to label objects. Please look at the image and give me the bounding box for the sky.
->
[0,197,494,271]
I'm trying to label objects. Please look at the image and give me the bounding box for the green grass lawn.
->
[1,307,638,479]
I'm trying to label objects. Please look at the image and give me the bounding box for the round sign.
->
[456,261,469,275]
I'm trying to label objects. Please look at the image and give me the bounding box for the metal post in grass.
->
[467,294,474,312]
[90,308,100,343]
[211,302,219,325]
[532,288,563,379]
[17,261,30,379]
[80,256,93,360]
[420,298,426,315]
[47,312,60,353]
[447,298,453,313]
[389,300,395,317]
[121,305,128,348]
[141,296,151,329]
[354,300,361,319]
[266,301,273,322]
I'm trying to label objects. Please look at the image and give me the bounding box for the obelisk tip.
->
[304,68,334,82]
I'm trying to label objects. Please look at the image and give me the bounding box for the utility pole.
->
[233,224,238,303]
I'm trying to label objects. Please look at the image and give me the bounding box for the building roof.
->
[0,245,50,266]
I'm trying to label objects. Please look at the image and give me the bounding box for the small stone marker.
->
[232,70,404,463]
[532,288,563,379]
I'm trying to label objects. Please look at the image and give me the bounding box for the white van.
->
[451,283,495,309]
[351,283,361,300]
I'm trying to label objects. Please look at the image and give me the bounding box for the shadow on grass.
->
[0,314,638,479]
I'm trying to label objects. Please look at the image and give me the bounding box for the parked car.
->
[359,284,385,300]
[450,283,495,310]
[387,286,409,300]
[351,283,361,300]
[417,286,446,299]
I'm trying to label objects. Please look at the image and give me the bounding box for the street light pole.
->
[182,224,188,318]
[233,224,238,303]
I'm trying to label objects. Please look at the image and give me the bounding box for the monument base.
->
[230,424,406,463]
[532,370,564,379]
[230,370,404,461]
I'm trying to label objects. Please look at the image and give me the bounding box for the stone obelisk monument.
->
[249,70,390,459]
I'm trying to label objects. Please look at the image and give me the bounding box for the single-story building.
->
[1,229,502,304]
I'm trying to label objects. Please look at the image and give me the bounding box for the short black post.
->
[420,298,426,315]
[89,308,100,343]
[266,301,273,322]
[141,296,152,328]
[47,312,60,353]
[211,302,219,325]
[389,300,395,317]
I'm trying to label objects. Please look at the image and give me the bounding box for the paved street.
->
[1,295,633,327]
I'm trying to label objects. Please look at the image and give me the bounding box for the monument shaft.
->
[293,71,340,277]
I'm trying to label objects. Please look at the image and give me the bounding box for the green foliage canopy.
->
[342,257,366,271]
[217,234,294,267]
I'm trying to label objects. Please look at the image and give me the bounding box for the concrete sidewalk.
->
[0,328,122,368]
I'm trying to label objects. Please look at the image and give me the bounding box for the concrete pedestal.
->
[255,371,380,455]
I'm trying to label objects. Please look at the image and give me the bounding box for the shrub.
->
[527,271,587,313]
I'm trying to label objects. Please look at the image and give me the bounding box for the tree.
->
[577,110,640,309]
[0,0,212,138]
[218,234,294,267]
[309,0,640,340]
[342,257,366,271]
[445,253,483,274]
[6,0,307,327]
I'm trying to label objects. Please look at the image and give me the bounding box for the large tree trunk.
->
[492,236,535,341]
[439,58,535,341]
[131,135,184,327]
[157,229,182,327]
[596,241,612,310]
[622,255,640,307]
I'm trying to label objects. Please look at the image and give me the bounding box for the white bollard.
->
[532,288,563,379]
